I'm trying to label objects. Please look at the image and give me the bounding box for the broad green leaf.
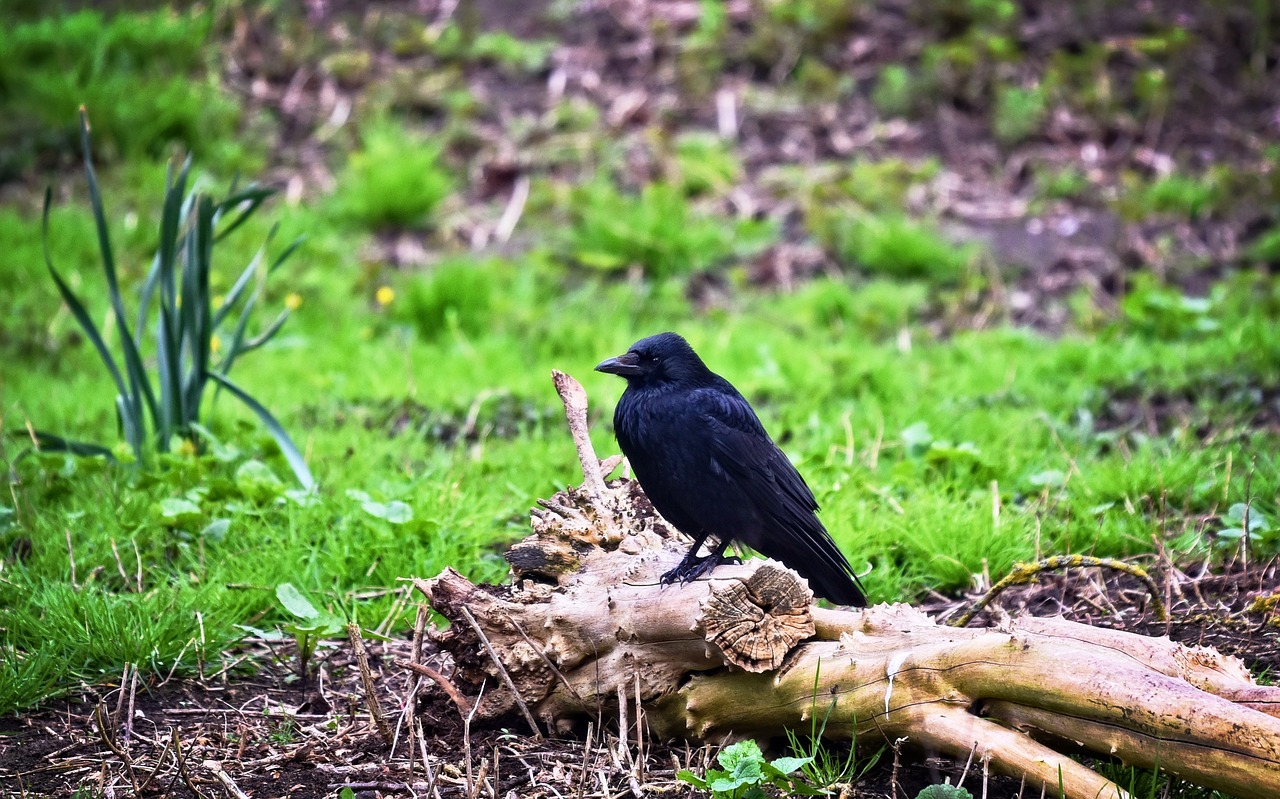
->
[201,519,231,542]
[709,775,746,793]
[276,583,321,621]
[675,770,708,789]
[362,499,413,524]
[765,755,812,776]
[235,460,285,501]
[1026,469,1067,488]
[901,421,933,455]
[156,497,202,527]
[718,739,764,771]
[727,755,763,786]
[235,624,288,642]
[209,371,316,490]
[916,785,974,799]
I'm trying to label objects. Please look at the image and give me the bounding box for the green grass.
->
[0,8,248,179]
[332,117,456,229]
[561,175,776,278]
[7,232,1277,712]
[1,7,1278,766]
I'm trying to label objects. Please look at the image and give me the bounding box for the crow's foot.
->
[660,553,721,586]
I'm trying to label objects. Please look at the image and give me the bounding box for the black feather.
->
[596,332,867,606]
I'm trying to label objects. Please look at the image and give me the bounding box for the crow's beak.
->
[595,351,643,378]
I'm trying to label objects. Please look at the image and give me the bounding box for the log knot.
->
[700,564,816,672]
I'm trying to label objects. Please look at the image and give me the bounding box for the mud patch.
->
[1091,372,1280,441]
[300,395,559,445]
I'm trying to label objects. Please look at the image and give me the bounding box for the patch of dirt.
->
[202,0,1280,331]
[5,559,1276,799]
[298,394,559,445]
[1091,372,1280,442]
[923,559,1280,678]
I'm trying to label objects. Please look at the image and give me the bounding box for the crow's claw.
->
[660,553,721,586]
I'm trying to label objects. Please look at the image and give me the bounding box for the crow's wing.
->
[693,385,866,605]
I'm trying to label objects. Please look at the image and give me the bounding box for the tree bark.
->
[414,372,1280,799]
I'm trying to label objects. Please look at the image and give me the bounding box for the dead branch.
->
[411,371,1280,799]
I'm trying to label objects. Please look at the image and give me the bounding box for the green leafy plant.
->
[430,23,555,73]
[673,131,743,196]
[1033,164,1091,202]
[1119,171,1227,221]
[1119,275,1220,338]
[678,739,823,798]
[916,785,974,799]
[872,64,919,117]
[812,210,976,282]
[334,118,455,229]
[564,176,775,279]
[1214,502,1274,553]
[785,660,883,791]
[39,111,313,489]
[992,83,1049,145]
[1245,224,1280,263]
[270,583,347,680]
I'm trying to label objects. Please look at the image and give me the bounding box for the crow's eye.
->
[650,355,661,364]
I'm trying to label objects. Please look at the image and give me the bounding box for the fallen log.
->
[414,371,1280,799]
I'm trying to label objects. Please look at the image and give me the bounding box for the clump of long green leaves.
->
[39,109,314,489]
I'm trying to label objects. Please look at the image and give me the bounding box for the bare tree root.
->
[413,372,1280,799]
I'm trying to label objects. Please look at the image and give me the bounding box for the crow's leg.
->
[660,536,731,586]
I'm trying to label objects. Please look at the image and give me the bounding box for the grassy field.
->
[1,3,1278,795]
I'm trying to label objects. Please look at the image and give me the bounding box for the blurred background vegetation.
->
[1,0,1278,719]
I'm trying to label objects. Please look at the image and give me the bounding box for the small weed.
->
[333,118,455,229]
[267,716,297,744]
[916,785,974,799]
[673,131,742,197]
[815,211,976,283]
[872,64,920,118]
[563,176,775,279]
[1119,171,1227,221]
[1033,164,1092,202]
[1213,502,1275,555]
[992,83,1049,145]
[785,660,883,791]
[1119,275,1219,338]
[321,49,375,86]
[431,23,555,73]
[677,739,823,798]
[674,0,728,96]
[244,583,347,681]
[1245,225,1280,263]
[397,256,502,341]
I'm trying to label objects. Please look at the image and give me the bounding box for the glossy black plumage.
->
[595,332,867,606]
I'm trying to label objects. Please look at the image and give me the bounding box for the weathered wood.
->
[413,372,1280,799]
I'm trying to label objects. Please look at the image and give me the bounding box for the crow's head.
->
[595,332,712,387]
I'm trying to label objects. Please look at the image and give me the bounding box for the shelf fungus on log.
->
[411,371,1280,799]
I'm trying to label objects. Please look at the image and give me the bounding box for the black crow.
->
[595,332,867,606]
